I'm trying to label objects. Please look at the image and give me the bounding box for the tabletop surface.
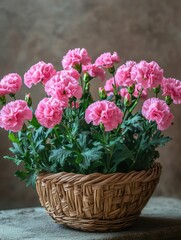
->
[0,197,181,240]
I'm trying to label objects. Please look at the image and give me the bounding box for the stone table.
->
[0,197,181,240]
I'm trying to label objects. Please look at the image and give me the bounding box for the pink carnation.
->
[82,64,106,81]
[115,61,136,87]
[0,100,32,132]
[131,61,163,89]
[62,48,91,70]
[85,100,123,131]
[35,97,63,128]
[162,78,181,104]
[59,69,80,81]
[142,98,174,131]
[0,83,10,96]
[45,70,82,107]
[104,78,117,93]
[24,61,56,88]
[0,73,22,96]
[95,52,121,68]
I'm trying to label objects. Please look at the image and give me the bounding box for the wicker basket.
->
[36,162,161,232]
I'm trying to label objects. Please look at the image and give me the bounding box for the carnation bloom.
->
[115,61,136,87]
[162,78,181,104]
[95,52,121,68]
[104,78,116,93]
[0,100,32,132]
[45,70,82,107]
[62,48,91,70]
[24,61,56,88]
[131,61,163,89]
[0,83,10,96]
[85,100,123,131]
[35,97,63,128]
[82,64,106,81]
[0,73,22,96]
[142,98,174,131]
[59,69,80,81]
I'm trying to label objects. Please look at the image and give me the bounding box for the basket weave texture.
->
[36,162,161,232]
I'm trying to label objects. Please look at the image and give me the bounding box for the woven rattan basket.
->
[36,162,161,232]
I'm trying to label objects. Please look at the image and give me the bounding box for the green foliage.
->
[4,109,171,187]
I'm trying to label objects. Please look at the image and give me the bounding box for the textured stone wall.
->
[0,0,181,209]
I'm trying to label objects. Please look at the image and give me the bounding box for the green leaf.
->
[49,148,72,165]
[25,172,38,188]
[8,132,19,143]
[113,144,133,163]
[4,156,22,166]
[81,147,103,169]
[75,154,84,164]
[149,135,171,147]
[45,128,53,138]
[71,117,79,135]
[15,170,28,180]
[28,115,41,129]
[77,133,88,149]
[91,129,105,143]
[9,143,24,156]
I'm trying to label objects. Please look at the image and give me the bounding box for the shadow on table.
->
[134,216,181,230]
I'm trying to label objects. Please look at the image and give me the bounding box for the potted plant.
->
[0,48,180,232]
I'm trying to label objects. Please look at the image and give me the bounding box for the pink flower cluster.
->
[1,48,181,133]
[106,60,163,90]
[82,64,106,81]
[35,97,63,128]
[115,61,136,87]
[0,73,22,96]
[45,70,82,107]
[131,61,163,89]
[104,60,164,101]
[85,100,123,131]
[104,78,147,99]
[162,78,181,104]
[0,100,32,132]
[104,77,116,94]
[62,48,91,70]
[24,61,56,88]
[62,48,121,81]
[142,98,174,131]
[95,52,121,68]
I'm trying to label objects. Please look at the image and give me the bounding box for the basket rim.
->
[36,162,162,184]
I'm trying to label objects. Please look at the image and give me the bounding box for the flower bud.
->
[124,94,132,106]
[128,85,135,94]
[83,72,92,83]
[165,96,173,105]
[153,85,161,95]
[25,93,32,107]
[100,122,105,132]
[85,82,90,92]
[99,87,107,100]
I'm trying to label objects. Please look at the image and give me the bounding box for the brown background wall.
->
[0,0,181,210]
